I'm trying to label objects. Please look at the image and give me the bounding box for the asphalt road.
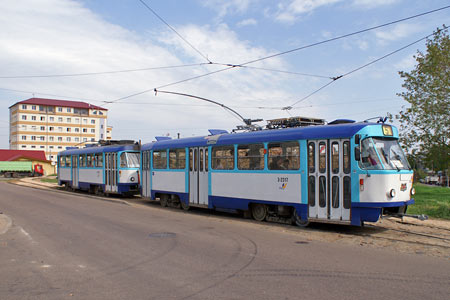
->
[0,182,449,300]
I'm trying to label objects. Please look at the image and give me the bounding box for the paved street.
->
[1,181,449,300]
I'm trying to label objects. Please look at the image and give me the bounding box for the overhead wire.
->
[109,5,450,103]
[138,0,211,63]
[286,27,447,108]
[0,63,210,79]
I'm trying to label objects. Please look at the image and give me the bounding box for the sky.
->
[0,0,449,147]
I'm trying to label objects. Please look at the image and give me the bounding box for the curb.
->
[8,178,131,206]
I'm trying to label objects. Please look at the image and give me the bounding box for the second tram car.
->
[58,142,140,196]
[141,122,414,226]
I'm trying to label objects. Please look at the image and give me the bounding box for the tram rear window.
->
[212,146,234,170]
[153,150,167,169]
[268,141,300,170]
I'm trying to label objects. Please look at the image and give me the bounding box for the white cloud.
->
[375,23,422,44]
[274,0,343,24]
[1,0,324,147]
[199,0,255,18]
[394,53,417,70]
[237,18,258,27]
[352,0,400,9]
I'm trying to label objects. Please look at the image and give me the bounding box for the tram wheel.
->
[251,204,267,222]
[160,194,168,207]
[180,200,190,211]
[292,209,309,227]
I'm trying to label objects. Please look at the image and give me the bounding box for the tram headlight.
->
[130,177,135,182]
[389,189,396,198]
[410,187,415,196]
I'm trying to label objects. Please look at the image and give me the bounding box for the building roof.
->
[10,98,107,111]
[0,150,51,162]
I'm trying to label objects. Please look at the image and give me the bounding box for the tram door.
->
[189,147,208,205]
[105,152,118,193]
[307,140,351,221]
[72,155,79,188]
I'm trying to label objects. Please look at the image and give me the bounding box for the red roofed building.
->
[9,98,111,162]
[0,149,55,175]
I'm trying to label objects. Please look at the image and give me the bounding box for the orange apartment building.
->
[9,98,113,162]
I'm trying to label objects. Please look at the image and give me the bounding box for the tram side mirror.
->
[354,146,361,161]
[355,134,361,145]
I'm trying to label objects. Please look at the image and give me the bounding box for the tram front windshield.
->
[120,152,140,168]
[360,138,410,170]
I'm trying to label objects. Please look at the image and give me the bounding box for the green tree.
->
[396,26,450,172]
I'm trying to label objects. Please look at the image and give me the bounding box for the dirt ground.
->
[8,177,450,260]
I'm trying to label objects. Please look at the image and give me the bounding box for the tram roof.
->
[58,144,138,156]
[142,122,380,151]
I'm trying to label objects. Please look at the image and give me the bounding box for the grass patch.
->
[40,177,58,184]
[408,183,450,220]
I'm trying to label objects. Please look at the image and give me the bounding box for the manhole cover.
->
[149,232,176,238]
[295,241,309,244]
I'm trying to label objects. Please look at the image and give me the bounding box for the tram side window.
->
[319,142,326,173]
[237,144,264,170]
[59,156,65,167]
[86,154,93,167]
[79,155,86,167]
[153,150,167,169]
[343,141,350,174]
[65,156,71,167]
[268,141,300,170]
[308,142,315,173]
[169,149,186,169]
[212,146,234,170]
[331,142,339,174]
[95,153,103,167]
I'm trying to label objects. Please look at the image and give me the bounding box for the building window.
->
[31,145,36,149]
[21,125,27,130]
[101,134,104,139]
[58,107,63,112]
[31,136,36,141]
[50,116,54,121]
[40,126,45,131]
[82,128,87,133]
[21,115,27,120]
[66,128,71,132]
[99,111,103,115]
[49,126,54,131]
[75,137,79,142]
[48,106,54,112]
[67,108,71,113]
[93,111,97,115]
[91,138,95,142]
[91,119,95,124]
[83,138,87,142]
[83,119,87,124]
[49,137,54,141]
[58,137,62,141]
[32,105,36,110]
[31,116,36,121]
[58,146,62,149]
[21,136,26,140]
[67,137,71,142]
[91,129,95,133]
[31,126,37,131]
[40,146,45,149]
[75,118,79,123]
[21,145,26,148]
[49,146,54,149]
[58,117,63,122]
[67,118,71,122]
[22,104,27,109]
[40,136,45,141]
[75,128,79,132]
[58,127,63,132]
[40,116,45,121]
[100,125,104,129]
[39,106,45,112]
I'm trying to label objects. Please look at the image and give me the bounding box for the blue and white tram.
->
[58,143,140,196]
[140,122,414,226]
